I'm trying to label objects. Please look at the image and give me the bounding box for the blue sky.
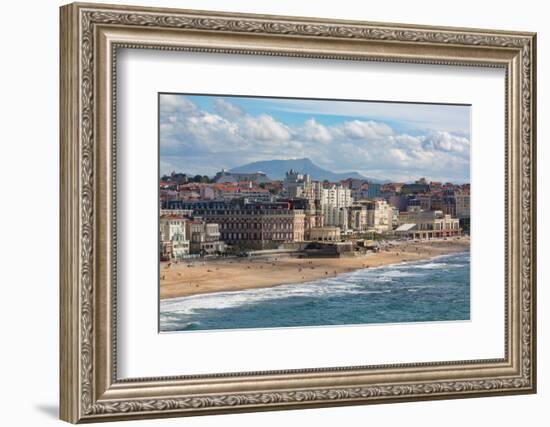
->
[159,93,471,182]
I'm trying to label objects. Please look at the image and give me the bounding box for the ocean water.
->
[160,251,470,332]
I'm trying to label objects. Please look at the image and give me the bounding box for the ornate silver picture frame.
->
[60,2,536,423]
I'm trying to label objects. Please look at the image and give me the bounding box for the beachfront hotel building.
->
[186,221,226,255]
[309,226,341,242]
[213,203,305,249]
[346,200,395,233]
[164,199,306,250]
[159,215,190,260]
[396,207,461,239]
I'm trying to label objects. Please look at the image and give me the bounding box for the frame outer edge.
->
[67,1,537,37]
[529,33,537,393]
[60,2,537,422]
[60,3,81,424]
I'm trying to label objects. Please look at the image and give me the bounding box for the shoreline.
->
[160,237,470,300]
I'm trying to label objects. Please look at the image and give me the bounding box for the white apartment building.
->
[348,203,368,232]
[282,170,325,239]
[323,206,349,230]
[321,185,353,229]
[367,200,394,233]
[321,185,353,208]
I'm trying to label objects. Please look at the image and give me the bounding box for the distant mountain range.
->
[230,158,384,183]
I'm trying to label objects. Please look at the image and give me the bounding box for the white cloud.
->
[160,94,198,115]
[159,95,470,182]
[422,131,470,155]
[340,120,394,140]
[391,134,423,148]
[389,148,409,163]
[160,98,291,154]
[185,112,241,148]
[241,114,291,142]
[300,118,333,144]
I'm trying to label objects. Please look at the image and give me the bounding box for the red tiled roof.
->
[160,214,190,221]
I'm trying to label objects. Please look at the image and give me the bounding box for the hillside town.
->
[159,167,470,261]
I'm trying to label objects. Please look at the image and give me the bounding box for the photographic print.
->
[158,93,471,332]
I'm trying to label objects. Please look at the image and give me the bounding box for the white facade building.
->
[321,185,353,229]
[348,203,369,232]
[186,221,226,255]
[160,216,190,259]
[321,185,353,208]
[284,169,311,198]
[367,200,394,233]
[396,209,461,238]
[323,206,349,230]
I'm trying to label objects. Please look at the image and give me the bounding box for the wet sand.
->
[160,237,469,300]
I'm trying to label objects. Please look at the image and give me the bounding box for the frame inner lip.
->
[110,42,510,383]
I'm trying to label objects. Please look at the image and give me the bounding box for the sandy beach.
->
[160,236,469,299]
